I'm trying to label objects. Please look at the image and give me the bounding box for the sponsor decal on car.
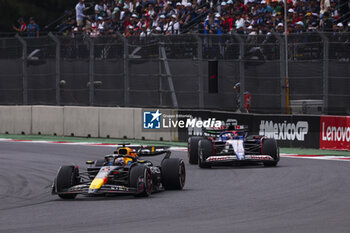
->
[320,116,350,150]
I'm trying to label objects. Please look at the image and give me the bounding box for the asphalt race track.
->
[1,141,350,233]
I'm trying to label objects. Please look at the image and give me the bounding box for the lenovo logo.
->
[322,123,350,142]
[320,116,350,150]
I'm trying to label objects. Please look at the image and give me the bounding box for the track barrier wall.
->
[0,106,349,150]
[0,106,177,141]
[32,106,64,136]
[0,106,32,135]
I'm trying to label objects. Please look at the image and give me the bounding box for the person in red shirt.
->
[222,13,234,33]
[12,18,26,32]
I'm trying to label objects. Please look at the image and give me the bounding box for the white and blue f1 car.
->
[188,125,280,168]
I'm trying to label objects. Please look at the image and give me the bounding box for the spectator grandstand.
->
[41,0,349,37]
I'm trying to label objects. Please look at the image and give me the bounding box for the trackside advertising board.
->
[177,110,320,149]
[253,115,320,149]
[320,116,350,150]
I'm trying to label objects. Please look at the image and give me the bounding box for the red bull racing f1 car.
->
[188,125,280,168]
[52,144,186,199]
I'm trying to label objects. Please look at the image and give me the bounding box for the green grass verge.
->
[0,134,187,147]
[280,147,350,156]
[1,134,349,156]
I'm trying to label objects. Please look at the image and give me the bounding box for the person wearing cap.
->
[204,12,222,34]
[120,4,132,21]
[27,17,40,38]
[166,14,180,35]
[294,21,304,33]
[96,16,106,34]
[179,2,193,25]
[13,17,27,33]
[75,0,86,27]
[153,26,163,34]
[156,15,166,31]
[221,2,227,14]
[124,25,134,37]
[275,22,284,33]
[305,12,317,31]
[335,22,345,32]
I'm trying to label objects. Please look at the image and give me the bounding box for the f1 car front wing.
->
[205,154,275,163]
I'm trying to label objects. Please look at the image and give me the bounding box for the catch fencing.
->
[0,32,349,114]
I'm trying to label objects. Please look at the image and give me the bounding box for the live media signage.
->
[320,116,350,150]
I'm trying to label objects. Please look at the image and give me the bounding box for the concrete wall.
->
[32,106,64,136]
[99,107,135,139]
[63,106,99,137]
[0,106,32,134]
[0,106,177,141]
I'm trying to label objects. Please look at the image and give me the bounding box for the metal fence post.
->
[318,32,329,114]
[273,32,286,114]
[116,33,129,106]
[158,41,163,107]
[86,37,95,106]
[232,33,245,112]
[159,42,178,108]
[15,34,28,105]
[48,32,61,105]
[196,35,204,109]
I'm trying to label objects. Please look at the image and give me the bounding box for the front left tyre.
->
[55,165,79,199]
[198,139,213,168]
[262,138,280,167]
[161,158,186,190]
[129,165,153,197]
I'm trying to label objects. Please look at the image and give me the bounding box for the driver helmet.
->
[226,119,237,130]
[107,156,114,165]
[114,157,125,166]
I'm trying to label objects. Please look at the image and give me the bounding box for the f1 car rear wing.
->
[234,125,249,131]
[203,125,249,135]
[114,144,171,157]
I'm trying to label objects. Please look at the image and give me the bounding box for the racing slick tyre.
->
[129,165,153,197]
[161,158,186,190]
[198,139,213,168]
[56,165,79,199]
[188,136,202,164]
[262,138,280,167]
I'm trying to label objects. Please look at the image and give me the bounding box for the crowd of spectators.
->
[68,0,350,37]
[13,0,350,37]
